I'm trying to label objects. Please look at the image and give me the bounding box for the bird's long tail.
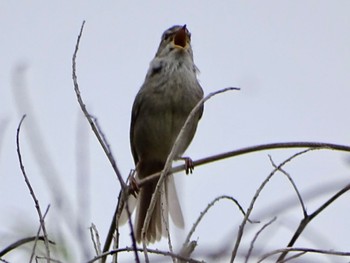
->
[135,161,184,243]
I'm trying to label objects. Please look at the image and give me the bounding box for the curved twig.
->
[16,115,51,262]
[230,149,313,262]
[277,183,350,261]
[142,87,239,253]
[0,236,55,257]
[258,247,350,262]
[183,195,256,252]
[268,155,307,217]
[86,246,205,263]
[72,21,125,189]
[71,21,138,262]
[244,217,277,263]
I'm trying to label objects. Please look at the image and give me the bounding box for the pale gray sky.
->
[1,1,350,262]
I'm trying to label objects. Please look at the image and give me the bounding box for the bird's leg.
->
[177,156,194,174]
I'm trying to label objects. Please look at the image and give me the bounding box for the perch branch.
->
[138,141,350,188]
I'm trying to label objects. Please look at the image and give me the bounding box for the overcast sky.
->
[1,1,350,262]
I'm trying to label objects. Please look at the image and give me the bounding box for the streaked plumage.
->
[130,25,204,243]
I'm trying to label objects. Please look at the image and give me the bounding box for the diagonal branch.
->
[245,217,277,263]
[183,195,255,251]
[16,115,51,262]
[72,21,125,190]
[230,149,313,263]
[268,155,307,217]
[259,247,350,262]
[277,183,350,262]
[141,87,240,250]
[71,21,138,263]
[0,236,55,258]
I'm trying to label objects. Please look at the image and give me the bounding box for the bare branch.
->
[268,155,307,217]
[16,115,51,262]
[31,205,51,262]
[258,247,350,262]
[138,142,350,188]
[230,149,313,263]
[277,183,350,261]
[160,195,175,262]
[71,21,138,262]
[179,241,197,263]
[183,194,254,252]
[72,20,126,189]
[89,223,102,256]
[86,246,205,263]
[0,236,55,257]
[142,87,239,250]
[34,256,62,263]
[281,252,307,262]
[244,217,277,263]
[141,242,149,263]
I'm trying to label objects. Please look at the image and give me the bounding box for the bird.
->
[130,25,204,243]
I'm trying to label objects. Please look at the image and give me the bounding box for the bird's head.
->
[155,25,193,59]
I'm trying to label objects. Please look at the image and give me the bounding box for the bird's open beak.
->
[173,25,189,48]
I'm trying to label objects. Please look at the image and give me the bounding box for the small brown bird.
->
[130,25,204,243]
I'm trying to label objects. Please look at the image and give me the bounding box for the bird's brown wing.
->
[130,91,142,165]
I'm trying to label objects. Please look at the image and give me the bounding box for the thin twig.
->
[71,21,138,262]
[253,177,349,221]
[276,183,350,262]
[72,21,125,189]
[31,205,50,262]
[12,64,68,228]
[0,237,55,257]
[34,256,62,263]
[72,21,127,189]
[230,149,313,263]
[16,115,51,262]
[179,241,198,263]
[281,251,307,262]
[142,87,239,251]
[244,217,277,263]
[89,223,102,256]
[160,190,175,262]
[268,155,307,217]
[141,241,149,263]
[258,247,350,262]
[183,195,254,251]
[86,246,205,263]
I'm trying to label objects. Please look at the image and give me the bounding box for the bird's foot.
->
[127,169,140,197]
[179,156,194,174]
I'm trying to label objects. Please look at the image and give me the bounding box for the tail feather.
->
[167,174,184,228]
[134,161,183,243]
